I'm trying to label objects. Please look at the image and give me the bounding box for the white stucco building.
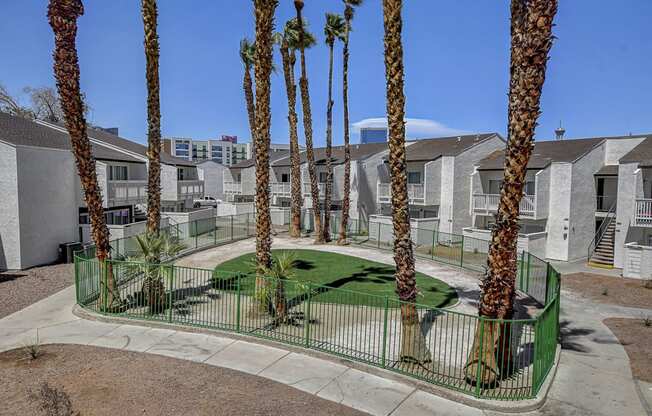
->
[0,113,204,270]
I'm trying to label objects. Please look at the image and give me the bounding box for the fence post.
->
[526,252,531,293]
[214,217,217,245]
[544,263,550,304]
[431,228,436,260]
[377,223,381,249]
[475,317,485,398]
[236,273,241,333]
[460,235,465,267]
[194,220,198,249]
[382,296,389,368]
[167,265,174,323]
[74,257,80,304]
[519,250,525,289]
[304,282,312,348]
[231,215,234,241]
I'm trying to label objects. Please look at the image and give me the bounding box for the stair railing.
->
[587,199,617,261]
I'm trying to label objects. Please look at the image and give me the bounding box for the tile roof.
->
[403,133,500,162]
[477,137,608,170]
[618,136,652,166]
[0,112,143,163]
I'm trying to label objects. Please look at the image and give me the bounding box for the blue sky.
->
[1,1,650,147]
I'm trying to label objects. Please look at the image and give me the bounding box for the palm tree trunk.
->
[323,42,335,242]
[252,0,277,314]
[383,0,430,363]
[48,0,121,311]
[142,0,161,235]
[280,45,303,238]
[294,0,324,243]
[465,0,557,386]
[338,18,352,245]
[243,67,256,154]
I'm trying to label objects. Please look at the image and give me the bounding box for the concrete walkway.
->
[1,237,649,416]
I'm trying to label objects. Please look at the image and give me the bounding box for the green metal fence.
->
[74,213,560,401]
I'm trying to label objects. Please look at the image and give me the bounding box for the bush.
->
[32,382,78,416]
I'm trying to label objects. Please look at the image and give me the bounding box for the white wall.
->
[614,162,640,268]
[197,162,227,201]
[16,146,78,269]
[545,163,572,260]
[604,137,647,165]
[0,144,20,270]
[161,163,178,201]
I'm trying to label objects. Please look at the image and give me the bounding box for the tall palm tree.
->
[141,0,162,235]
[276,20,307,238]
[383,0,430,363]
[294,0,324,243]
[48,0,122,311]
[240,38,257,152]
[338,0,363,245]
[322,13,346,242]
[252,0,278,313]
[465,0,557,386]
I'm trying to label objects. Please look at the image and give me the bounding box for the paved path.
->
[1,237,649,416]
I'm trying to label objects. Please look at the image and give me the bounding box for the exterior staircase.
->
[589,221,615,268]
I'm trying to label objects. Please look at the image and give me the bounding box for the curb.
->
[73,304,559,413]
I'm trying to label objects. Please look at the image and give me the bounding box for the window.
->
[319,172,328,183]
[108,165,128,181]
[177,169,185,181]
[407,171,421,184]
[281,173,290,183]
[524,181,535,196]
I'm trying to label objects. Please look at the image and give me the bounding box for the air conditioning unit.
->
[59,241,83,264]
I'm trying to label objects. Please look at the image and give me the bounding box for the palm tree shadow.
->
[559,320,595,353]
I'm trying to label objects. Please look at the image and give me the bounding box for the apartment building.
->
[221,149,291,203]
[0,112,204,270]
[163,136,251,166]
[613,137,652,278]
[466,134,646,262]
[371,134,506,234]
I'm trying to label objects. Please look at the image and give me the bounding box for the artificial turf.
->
[213,249,458,308]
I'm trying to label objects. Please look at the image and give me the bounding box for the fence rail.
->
[74,213,560,401]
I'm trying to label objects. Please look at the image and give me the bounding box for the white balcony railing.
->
[472,193,536,217]
[178,180,204,198]
[634,199,652,227]
[223,181,243,194]
[302,182,325,197]
[107,180,147,204]
[377,182,425,204]
[271,182,291,197]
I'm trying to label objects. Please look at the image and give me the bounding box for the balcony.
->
[302,182,325,197]
[377,182,425,204]
[271,182,291,197]
[107,180,147,205]
[224,181,243,194]
[178,180,204,199]
[634,199,652,227]
[596,195,617,213]
[472,193,536,218]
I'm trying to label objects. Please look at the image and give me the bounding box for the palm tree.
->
[276,21,300,238]
[322,13,346,242]
[48,0,122,311]
[141,0,162,235]
[240,38,257,152]
[124,232,185,314]
[383,0,430,363]
[294,0,324,243]
[258,252,297,323]
[252,0,278,313]
[338,0,363,245]
[465,0,557,386]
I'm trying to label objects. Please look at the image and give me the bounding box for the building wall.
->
[438,156,455,234]
[197,162,227,201]
[16,146,78,269]
[161,164,178,201]
[357,149,390,220]
[568,143,606,261]
[614,162,640,268]
[604,137,647,165]
[424,158,442,207]
[545,163,572,260]
[0,144,20,270]
[451,136,506,234]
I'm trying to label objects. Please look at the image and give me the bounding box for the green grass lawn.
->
[213,249,457,308]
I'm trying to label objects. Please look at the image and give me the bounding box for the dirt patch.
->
[0,344,367,416]
[562,273,652,310]
[603,318,652,383]
[0,263,74,319]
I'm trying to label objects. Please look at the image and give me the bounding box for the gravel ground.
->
[603,318,652,383]
[0,344,368,416]
[0,263,74,319]
[562,272,652,310]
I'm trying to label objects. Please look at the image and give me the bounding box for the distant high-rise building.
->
[360,127,387,144]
